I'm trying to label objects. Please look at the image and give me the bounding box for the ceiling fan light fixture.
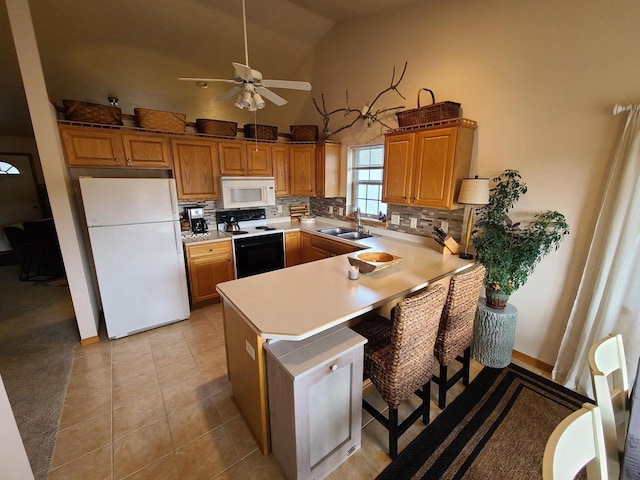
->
[253,93,265,109]
[241,90,252,107]
[234,93,244,109]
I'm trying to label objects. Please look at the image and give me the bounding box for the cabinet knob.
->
[329,364,338,372]
[126,158,131,164]
[114,157,119,163]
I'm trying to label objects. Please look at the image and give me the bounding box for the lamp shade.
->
[458,177,490,205]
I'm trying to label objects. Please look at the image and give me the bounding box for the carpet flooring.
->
[0,264,79,480]
[376,363,592,480]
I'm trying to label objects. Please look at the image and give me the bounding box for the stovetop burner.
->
[228,231,249,235]
[255,226,277,231]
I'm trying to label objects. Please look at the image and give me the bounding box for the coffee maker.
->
[186,207,207,233]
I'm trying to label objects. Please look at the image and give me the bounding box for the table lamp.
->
[457,176,490,259]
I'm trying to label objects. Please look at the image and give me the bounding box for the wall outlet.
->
[410,217,418,229]
[328,206,333,215]
[391,214,400,225]
[277,205,283,213]
[440,220,449,233]
[245,340,256,360]
[338,207,344,216]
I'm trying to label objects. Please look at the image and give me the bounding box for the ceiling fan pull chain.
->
[253,111,258,151]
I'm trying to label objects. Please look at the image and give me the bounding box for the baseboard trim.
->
[80,336,100,346]
[512,350,553,373]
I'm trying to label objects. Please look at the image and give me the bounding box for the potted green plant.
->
[472,169,570,309]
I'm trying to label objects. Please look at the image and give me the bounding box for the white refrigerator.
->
[79,177,190,338]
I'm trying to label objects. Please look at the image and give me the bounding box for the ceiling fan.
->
[178,0,311,111]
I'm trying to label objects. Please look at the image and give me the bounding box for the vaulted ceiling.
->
[1,0,420,137]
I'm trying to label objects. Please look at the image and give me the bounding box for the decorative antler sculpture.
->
[313,62,408,139]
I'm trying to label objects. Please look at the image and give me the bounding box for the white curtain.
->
[553,105,640,397]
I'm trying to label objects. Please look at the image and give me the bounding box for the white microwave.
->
[220,176,276,209]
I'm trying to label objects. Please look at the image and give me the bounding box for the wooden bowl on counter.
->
[347,251,402,273]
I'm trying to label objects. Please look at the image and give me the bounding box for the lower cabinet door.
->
[266,326,366,480]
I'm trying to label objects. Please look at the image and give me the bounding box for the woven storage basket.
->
[396,89,462,128]
[196,119,238,137]
[134,108,187,132]
[290,125,319,142]
[62,100,123,125]
[243,124,278,142]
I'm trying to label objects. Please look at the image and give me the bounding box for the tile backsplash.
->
[178,196,464,242]
[309,197,465,242]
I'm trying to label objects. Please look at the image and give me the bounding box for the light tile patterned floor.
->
[48,302,540,479]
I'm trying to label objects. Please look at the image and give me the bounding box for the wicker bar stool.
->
[433,264,485,409]
[351,283,447,459]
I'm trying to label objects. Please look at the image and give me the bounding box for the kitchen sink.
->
[337,231,373,240]
[317,227,356,235]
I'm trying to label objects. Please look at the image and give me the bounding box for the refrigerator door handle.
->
[168,179,180,220]
[173,221,183,255]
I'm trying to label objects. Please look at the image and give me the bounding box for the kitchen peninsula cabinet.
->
[290,145,316,196]
[216,232,474,455]
[60,125,172,169]
[185,240,233,305]
[383,119,476,209]
[285,231,302,266]
[171,138,221,200]
[316,142,341,198]
[272,145,290,196]
[301,231,363,263]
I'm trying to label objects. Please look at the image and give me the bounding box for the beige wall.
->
[292,0,639,364]
[7,0,100,340]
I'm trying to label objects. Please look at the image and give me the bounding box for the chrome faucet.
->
[355,207,364,233]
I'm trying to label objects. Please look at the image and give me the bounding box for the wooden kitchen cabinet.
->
[290,145,316,196]
[272,144,290,196]
[316,142,341,198]
[218,140,273,176]
[171,138,221,200]
[218,140,247,175]
[383,120,477,209]
[246,143,273,176]
[285,231,302,267]
[60,126,172,168]
[301,231,362,263]
[121,133,172,168]
[185,240,234,305]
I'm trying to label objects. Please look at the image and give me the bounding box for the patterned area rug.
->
[377,363,592,480]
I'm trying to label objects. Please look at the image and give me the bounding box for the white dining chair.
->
[589,333,629,479]
[542,403,608,480]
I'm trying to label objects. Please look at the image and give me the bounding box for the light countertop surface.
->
[215,217,474,341]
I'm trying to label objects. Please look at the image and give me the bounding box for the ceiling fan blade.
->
[232,62,255,82]
[216,86,243,102]
[178,77,238,84]
[255,86,287,106]
[261,79,312,91]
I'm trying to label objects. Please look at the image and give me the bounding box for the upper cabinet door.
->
[412,127,457,208]
[218,141,247,176]
[246,143,273,176]
[171,138,220,200]
[121,133,172,169]
[316,143,341,198]
[290,145,316,196]
[60,126,125,167]
[382,133,414,205]
[272,145,290,196]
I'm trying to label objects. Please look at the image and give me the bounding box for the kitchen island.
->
[216,221,474,454]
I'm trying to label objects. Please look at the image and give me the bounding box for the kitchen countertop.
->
[216,217,474,341]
